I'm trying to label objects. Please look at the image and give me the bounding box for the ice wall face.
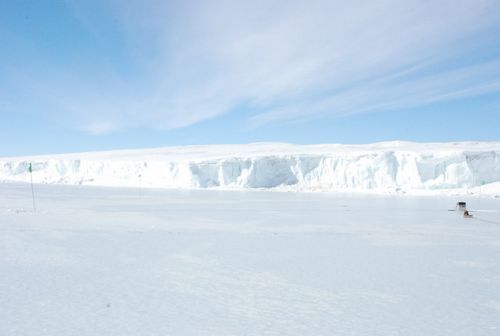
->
[1,143,500,194]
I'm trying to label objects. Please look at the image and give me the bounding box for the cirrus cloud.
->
[4,0,500,134]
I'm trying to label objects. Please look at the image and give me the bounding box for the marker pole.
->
[29,163,36,212]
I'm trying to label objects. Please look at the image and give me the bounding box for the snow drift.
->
[1,142,500,195]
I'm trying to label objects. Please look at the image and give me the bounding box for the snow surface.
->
[1,142,500,195]
[1,183,500,335]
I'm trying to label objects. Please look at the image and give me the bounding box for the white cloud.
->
[16,0,500,133]
[84,121,119,136]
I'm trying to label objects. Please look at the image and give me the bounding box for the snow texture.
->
[1,142,500,195]
[1,184,500,335]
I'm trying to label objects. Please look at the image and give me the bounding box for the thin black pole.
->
[29,163,36,212]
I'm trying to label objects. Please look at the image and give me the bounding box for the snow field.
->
[1,183,500,335]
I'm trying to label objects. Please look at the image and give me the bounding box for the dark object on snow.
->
[456,202,467,211]
[463,210,473,218]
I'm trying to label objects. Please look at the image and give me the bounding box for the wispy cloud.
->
[6,0,500,134]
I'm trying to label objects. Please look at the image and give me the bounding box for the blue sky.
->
[1,0,500,156]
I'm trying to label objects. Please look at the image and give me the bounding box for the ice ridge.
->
[1,142,500,194]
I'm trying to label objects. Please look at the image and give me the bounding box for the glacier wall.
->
[1,143,500,193]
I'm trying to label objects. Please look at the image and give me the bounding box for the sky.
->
[1,0,500,156]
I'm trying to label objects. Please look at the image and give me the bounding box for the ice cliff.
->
[1,142,500,195]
